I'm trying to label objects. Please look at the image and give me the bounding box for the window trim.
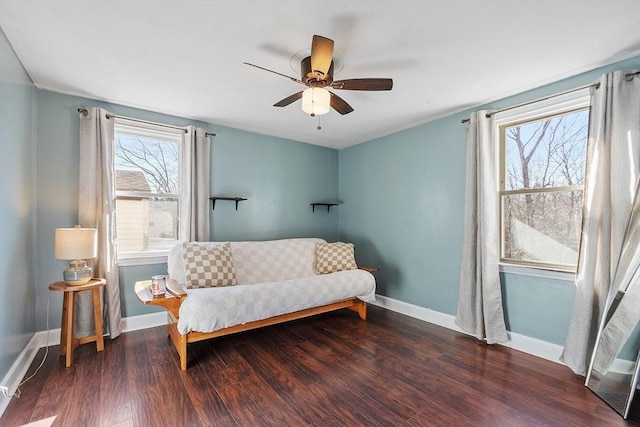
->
[499,263,576,282]
[116,191,180,199]
[118,252,168,267]
[494,88,591,274]
[113,117,185,266]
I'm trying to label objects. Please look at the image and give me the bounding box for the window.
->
[496,90,590,272]
[114,118,184,264]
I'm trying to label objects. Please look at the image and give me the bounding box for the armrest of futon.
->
[358,265,379,274]
[166,277,187,298]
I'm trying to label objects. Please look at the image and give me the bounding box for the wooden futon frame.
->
[135,276,371,370]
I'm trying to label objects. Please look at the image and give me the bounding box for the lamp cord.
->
[6,299,50,399]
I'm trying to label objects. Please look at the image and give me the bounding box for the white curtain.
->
[561,70,640,376]
[455,110,508,344]
[180,126,211,242]
[592,180,640,374]
[78,108,122,338]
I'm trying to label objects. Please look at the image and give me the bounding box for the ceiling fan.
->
[244,35,393,116]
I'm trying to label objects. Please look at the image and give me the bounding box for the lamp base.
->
[63,260,93,285]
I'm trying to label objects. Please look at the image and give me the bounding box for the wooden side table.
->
[134,279,181,317]
[49,278,106,367]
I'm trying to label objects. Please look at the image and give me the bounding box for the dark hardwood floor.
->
[2,305,639,426]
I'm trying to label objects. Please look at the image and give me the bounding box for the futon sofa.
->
[162,238,376,369]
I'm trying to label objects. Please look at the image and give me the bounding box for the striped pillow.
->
[182,242,237,288]
[316,242,357,274]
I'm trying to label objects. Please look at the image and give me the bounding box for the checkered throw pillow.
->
[182,242,238,288]
[316,242,357,274]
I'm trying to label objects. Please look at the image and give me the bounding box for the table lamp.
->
[55,225,98,285]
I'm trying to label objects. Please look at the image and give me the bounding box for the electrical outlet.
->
[0,386,9,397]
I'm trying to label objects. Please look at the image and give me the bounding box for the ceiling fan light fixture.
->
[301,87,330,116]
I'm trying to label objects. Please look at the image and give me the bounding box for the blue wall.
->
[339,56,640,346]
[211,126,338,242]
[0,29,36,381]
[339,115,465,315]
[2,17,638,384]
[34,91,339,330]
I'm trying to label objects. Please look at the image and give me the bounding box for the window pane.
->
[114,133,179,194]
[503,191,583,266]
[504,110,588,191]
[116,197,179,254]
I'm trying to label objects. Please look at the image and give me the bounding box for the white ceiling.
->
[1,1,639,149]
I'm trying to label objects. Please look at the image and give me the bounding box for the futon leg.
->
[179,335,187,370]
[167,318,189,370]
[358,302,367,320]
[348,301,367,320]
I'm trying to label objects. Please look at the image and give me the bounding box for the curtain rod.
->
[460,82,598,124]
[460,71,640,124]
[77,108,216,137]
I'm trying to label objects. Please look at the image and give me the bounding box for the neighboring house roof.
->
[116,170,151,192]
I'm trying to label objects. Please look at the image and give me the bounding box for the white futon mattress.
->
[176,269,376,334]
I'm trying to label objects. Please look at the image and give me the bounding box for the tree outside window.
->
[500,108,589,270]
[113,121,182,257]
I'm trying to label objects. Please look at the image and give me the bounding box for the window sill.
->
[499,263,576,282]
[118,252,168,267]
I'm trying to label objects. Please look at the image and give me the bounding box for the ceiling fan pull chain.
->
[317,115,322,131]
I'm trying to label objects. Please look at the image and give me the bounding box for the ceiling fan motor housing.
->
[301,56,334,87]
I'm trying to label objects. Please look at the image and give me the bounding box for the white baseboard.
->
[0,334,41,416]
[120,311,168,333]
[0,310,168,418]
[370,294,638,375]
[370,294,564,365]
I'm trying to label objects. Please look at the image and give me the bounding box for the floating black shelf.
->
[311,202,340,213]
[210,197,247,211]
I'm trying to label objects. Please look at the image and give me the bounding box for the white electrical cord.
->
[2,299,51,399]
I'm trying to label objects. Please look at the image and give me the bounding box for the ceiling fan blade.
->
[310,35,334,78]
[331,78,393,91]
[243,62,303,84]
[273,91,304,107]
[329,92,354,115]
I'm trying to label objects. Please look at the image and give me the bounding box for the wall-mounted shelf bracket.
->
[311,203,340,213]
[210,197,247,211]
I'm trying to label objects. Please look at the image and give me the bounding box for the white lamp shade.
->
[55,226,98,260]
[302,88,331,116]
